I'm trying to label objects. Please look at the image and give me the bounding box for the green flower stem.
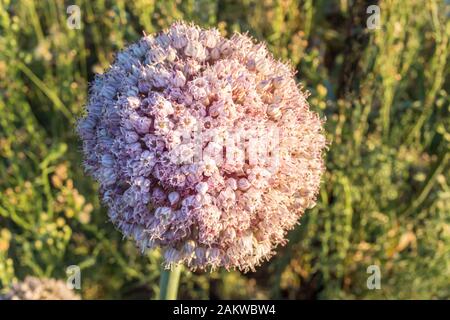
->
[159,264,182,300]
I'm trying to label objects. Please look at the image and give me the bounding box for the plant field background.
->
[0,0,449,299]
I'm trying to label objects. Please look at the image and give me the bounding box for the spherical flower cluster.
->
[1,277,80,300]
[77,22,326,272]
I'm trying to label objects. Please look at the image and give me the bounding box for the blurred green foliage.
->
[0,0,449,299]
